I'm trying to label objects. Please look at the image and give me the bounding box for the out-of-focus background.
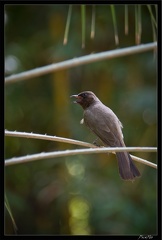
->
[5,5,157,235]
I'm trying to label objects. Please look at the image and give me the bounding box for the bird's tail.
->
[116,151,141,181]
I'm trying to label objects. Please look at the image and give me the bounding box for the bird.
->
[71,91,141,181]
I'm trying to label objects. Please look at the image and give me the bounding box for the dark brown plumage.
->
[71,91,140,181]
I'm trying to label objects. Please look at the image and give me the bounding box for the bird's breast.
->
[84,105,105,130]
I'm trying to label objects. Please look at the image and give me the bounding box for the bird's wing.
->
[84,104,123,147]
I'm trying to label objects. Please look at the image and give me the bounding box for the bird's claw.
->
[93,138,101,147]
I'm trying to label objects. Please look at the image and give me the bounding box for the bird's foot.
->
[93,138,101,147]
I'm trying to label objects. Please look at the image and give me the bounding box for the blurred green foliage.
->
[5,5,157,235]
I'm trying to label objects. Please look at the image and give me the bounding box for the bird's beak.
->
[70,94,78,98]
[70,94,81,104]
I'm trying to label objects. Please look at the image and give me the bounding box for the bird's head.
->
[70,91,98,109]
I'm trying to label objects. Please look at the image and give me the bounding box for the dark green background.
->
[5,5,157,235]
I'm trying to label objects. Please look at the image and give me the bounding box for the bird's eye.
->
[82,93,87,98]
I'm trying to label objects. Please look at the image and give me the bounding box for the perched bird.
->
[71,91,140,181]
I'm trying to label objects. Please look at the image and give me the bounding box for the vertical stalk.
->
[110,5,119,45]
[125,5,128,35]
[81,5,86,48]
[63,5,72,45]
[91,5,96,39]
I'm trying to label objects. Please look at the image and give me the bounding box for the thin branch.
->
[129,154,156,169]
[5,42,157,84]
[5,130,157,168]
[5,147,157,168]
[5,130,95,148]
